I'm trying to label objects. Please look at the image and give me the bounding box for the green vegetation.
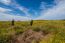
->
[0,20,65,43]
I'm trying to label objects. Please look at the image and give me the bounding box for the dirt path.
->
[10,29,50,43]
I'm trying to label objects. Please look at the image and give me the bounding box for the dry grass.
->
[0,20,65,43]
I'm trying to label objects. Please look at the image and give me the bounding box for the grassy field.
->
[0,20,65,43]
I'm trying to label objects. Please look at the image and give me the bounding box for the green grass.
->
[0,20,65,43]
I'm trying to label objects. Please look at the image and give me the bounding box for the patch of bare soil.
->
[10,29,49,43]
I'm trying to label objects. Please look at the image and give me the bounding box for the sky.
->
[0,0,65,21]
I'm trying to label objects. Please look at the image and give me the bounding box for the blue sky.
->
[16,0,54,9]
[0,0,65,21]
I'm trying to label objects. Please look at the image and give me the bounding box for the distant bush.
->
[30,20,33,26]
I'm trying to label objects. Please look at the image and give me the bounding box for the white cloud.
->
[40,2,47,10]
[7,0,32,19]
[17,6,32,18]
[36,0,65,20]
[0,0,32,21]
[0,7,31,21]
[0,0,11,5]
[0,7,12,12]
[0,13,30,21]
[0,13,31,21]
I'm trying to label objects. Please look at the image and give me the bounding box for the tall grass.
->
[0,20,65,43]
